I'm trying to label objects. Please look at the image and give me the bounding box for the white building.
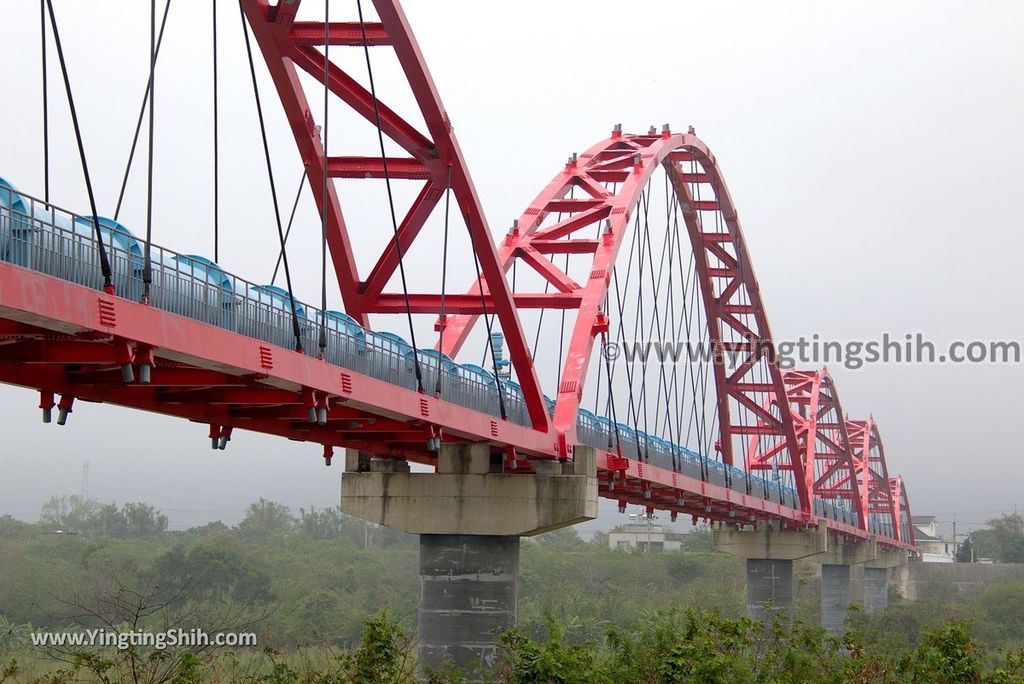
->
[913,515,958,562]
[607,524,687,551]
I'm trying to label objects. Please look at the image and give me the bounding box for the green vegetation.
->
[2,500,1024,682]
[969,514,1024,564]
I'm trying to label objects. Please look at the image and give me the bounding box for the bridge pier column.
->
[862,567,889,614]
[746,558,794,620]
[418,534,518,675]
[821,564,852,634]
[341,444,597,681]
[859,548,906,615]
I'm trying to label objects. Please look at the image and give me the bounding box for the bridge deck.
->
[0,194,908,549]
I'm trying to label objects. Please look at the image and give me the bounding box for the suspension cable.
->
[601,328,622,454]
[465,225,508,421]
[271,168,308,286]
[212,0,219,262]
[113,0,172,221]
[435,165,452,397]
[318,0,330,358]
[142,0,156,303]
[40,0,49,202]
[239,0,304,353]
[356,0,424,392]
[44,0,112,291]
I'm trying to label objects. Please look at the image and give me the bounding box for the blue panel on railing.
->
[0,178,27,214]
[72,216,144,262]
[251,284,307,320]
[173,254,234,291]
[3,180,870,517]
[411,348,458,374]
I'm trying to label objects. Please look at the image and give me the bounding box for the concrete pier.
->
[712,522,907,625]
[418,534,518,678]
[863,566,889,614]
[341,443,597,681]
[746,558,794,620]
[821,564,852,634]
[713,523,827,621]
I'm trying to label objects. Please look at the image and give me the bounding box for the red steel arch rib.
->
[890,476,915,545]
[440,131,809,514]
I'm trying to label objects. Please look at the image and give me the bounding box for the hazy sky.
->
[0,1,1021,537]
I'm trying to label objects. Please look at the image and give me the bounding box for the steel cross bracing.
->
[0,0,914,551]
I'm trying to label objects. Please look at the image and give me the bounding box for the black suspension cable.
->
[692,160,717,479]
[674,192,708,479]
[634,188,652,461]
[113,0,172,221]
[44,0,112,291]
[612,251,643,460]
[239,0,304,353]
[356,0,424,392]
[271,169,308,285]
[601,328,622,453]
[212,0,219,262]
[318,0,330,357]
[643,171,678,469]
[40,0,49,202]
[465,224,508,421]
[435,165,453,397]
[142,0,156,303]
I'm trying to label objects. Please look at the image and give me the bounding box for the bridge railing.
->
[0,187,860,527]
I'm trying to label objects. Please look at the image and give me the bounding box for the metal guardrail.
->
[0,185,855,521]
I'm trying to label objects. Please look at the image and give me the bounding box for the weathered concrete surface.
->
[712,523,892,566]
[747,558,794,620]
[821,564,852,634]
[712,523,828,561]
[863,567,889,614]
[897,561,1024,601]
[341,445,598,536]
[418,534,518,682]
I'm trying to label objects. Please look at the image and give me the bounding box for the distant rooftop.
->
[913,515,937,524]
[914,528,942,541]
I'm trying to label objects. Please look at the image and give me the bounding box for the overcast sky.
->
[0,1,1021,537]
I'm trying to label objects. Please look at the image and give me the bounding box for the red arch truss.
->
[778,369,863,524]
[846,418,899,536]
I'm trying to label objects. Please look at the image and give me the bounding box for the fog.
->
[0,1,1021,537]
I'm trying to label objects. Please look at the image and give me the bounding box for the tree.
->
[94,502,128,537]
[535,526,585,550]
[972,514,1024,562]
[236,498,293,539]
[38,495,98,532]
[150,533,275,605]
[0,514,34,539]
[296,505,349,540]
[122,502,168,537]
[955,535,974,563]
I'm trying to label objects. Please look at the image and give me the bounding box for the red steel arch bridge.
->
[0,0,913,553]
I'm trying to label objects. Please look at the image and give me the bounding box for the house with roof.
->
[913,515,957,562]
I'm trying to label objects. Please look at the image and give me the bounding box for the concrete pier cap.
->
[341,443,598,536]
[712,521,893,566]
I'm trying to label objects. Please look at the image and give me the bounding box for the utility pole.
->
[952,513,957,558]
